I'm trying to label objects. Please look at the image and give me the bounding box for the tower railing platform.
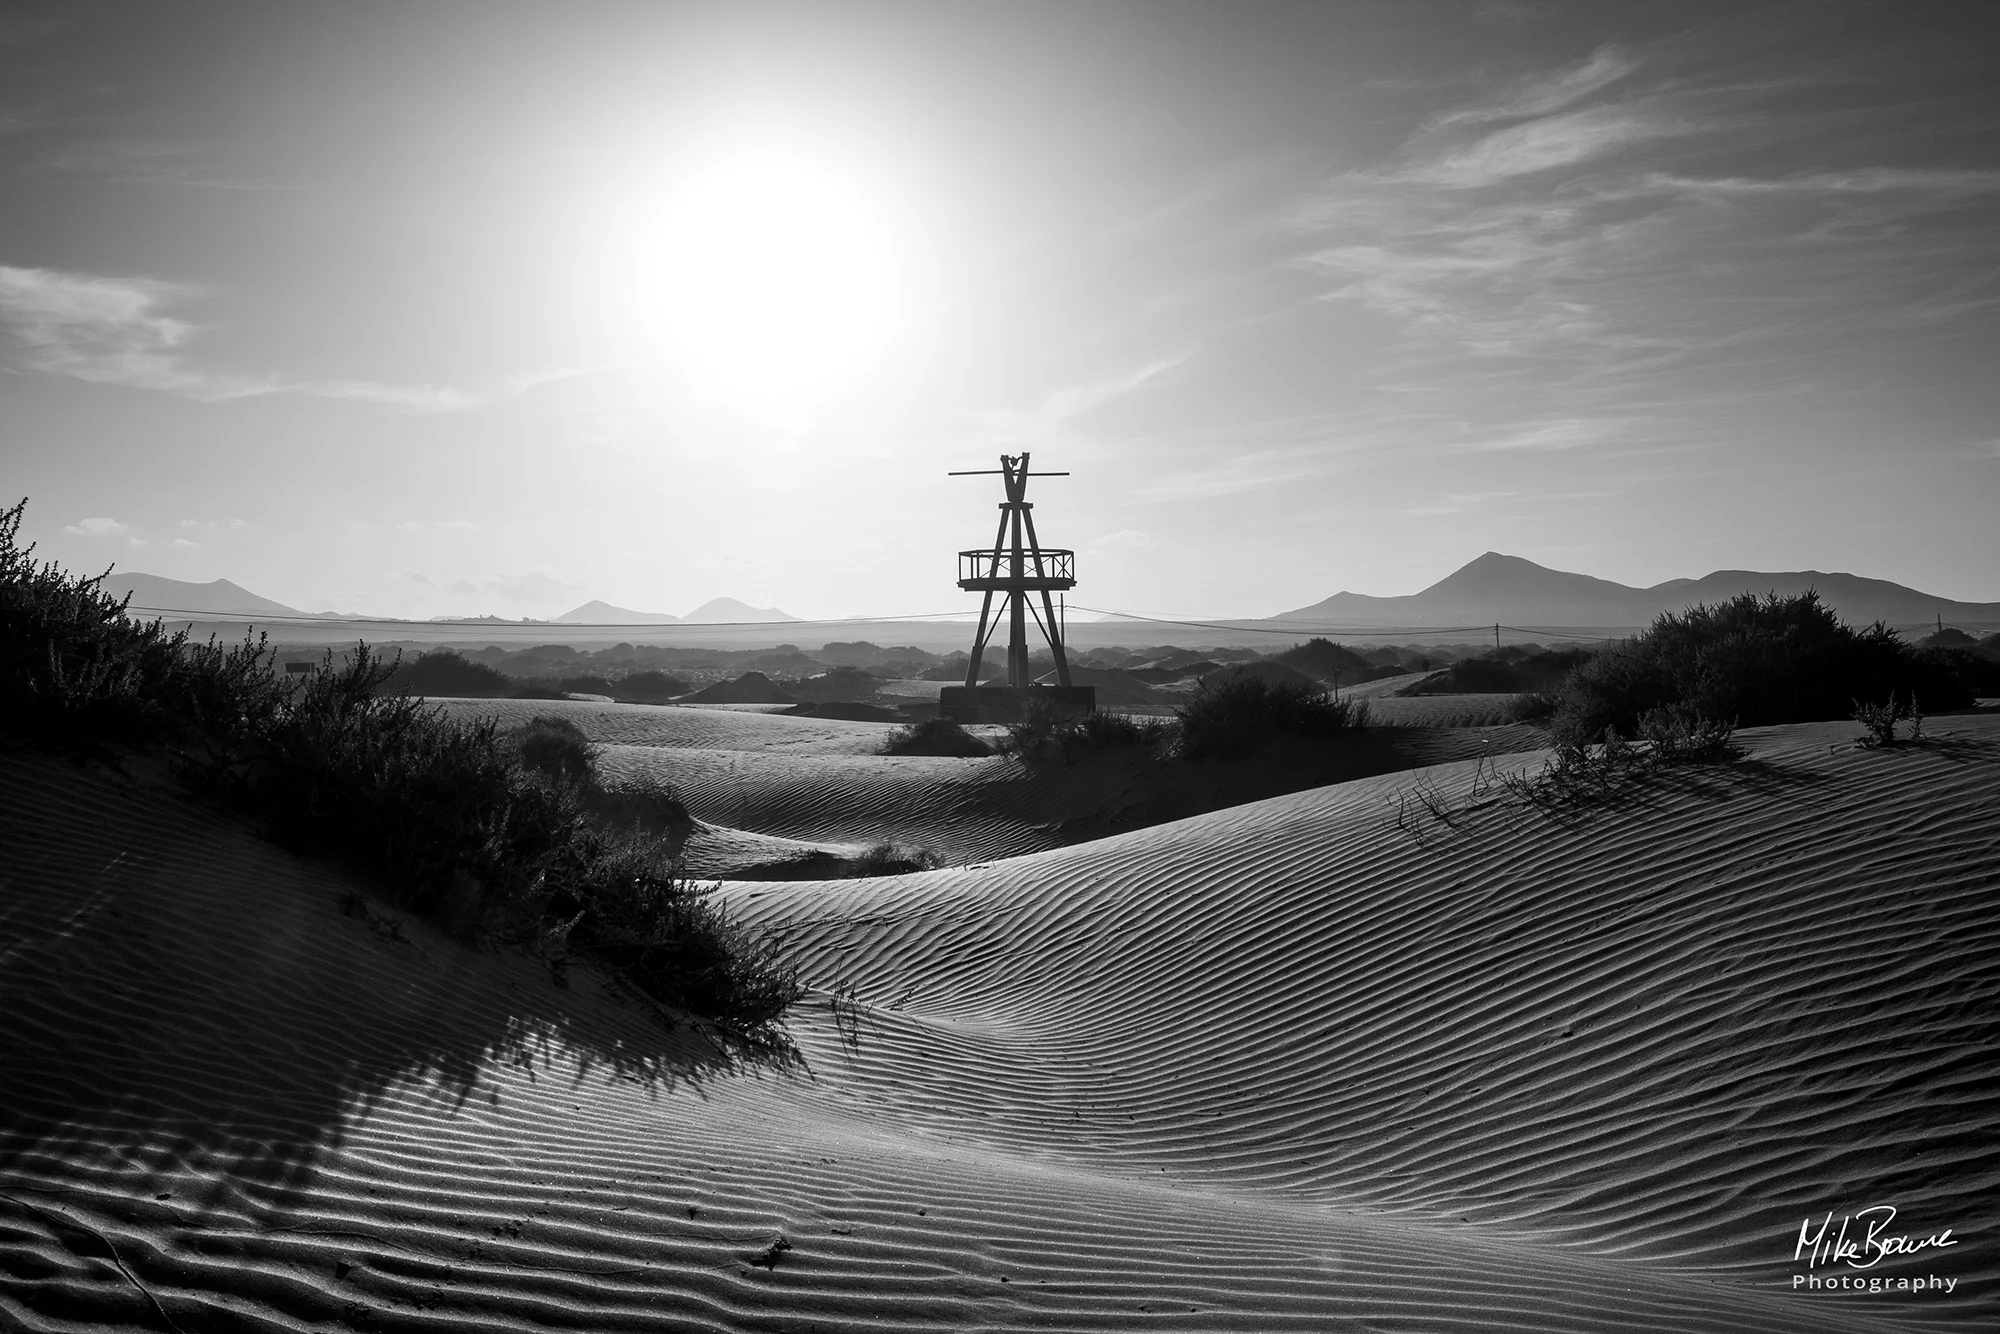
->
[956,548,1076,591]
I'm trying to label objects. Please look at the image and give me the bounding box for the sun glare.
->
[632,129,924,405]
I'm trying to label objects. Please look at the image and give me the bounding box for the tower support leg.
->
[963,588,996,687]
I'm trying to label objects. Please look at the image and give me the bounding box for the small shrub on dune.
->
[1851,693,1922,749]
[511,714,597,787]
[388,649,509,698]
[1001,699,1173,763]
[1507,692,1557,723]
[850,842,943,876]
[613,669,690,702]
[1174,672,1367,762]
[881,716,993,757]
[1634,702,1740,764]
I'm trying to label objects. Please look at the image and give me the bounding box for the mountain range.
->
[103,574,796,625]
[551,597,797,625]
[106,554,1993,635]
[1276,552,2000,629]
[102,573,326,619]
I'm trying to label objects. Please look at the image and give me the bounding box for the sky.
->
[2,0,1996,621]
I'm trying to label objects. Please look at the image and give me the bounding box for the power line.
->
[1069,605,1523,638]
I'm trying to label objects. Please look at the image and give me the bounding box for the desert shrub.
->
[0,501,799,1037]
[1274,637,1372,683]
[1550,592,1967,747]
[782,665,883,702]
[613,669,690,701]
[511,714,597,787]
[881,716,993,757]
[1002,699,1172,763]
[1409,648,1594,697]
[849,842,942,876]
[1913,647,2000,698]
[1175,672,1367,762]
[1634,703,1740,763]
[389,649,509,697]
[509,679,573,700]
[1507,692,1557,722]
[1,498,285,747]
[553,674,617,696]
[1851,693,1923,748]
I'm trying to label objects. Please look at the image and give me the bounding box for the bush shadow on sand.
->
[0,747,797,1226]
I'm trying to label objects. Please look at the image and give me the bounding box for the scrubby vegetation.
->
[1851,693,1923,749]
[850,842,943,876]
[613,669,689,701]
[0,499,799,1040]
[1000,699,1174,763]
[880,716,993,757]
[1175,672,1367,762]
[1549,592,1974,748]
[1408,648,1594,696]
[387,649,511,697]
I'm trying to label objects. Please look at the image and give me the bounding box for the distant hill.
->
[553,600,680,625]
[102,573,307,619]
[1277,552,2000,630]
[680,597,797,624]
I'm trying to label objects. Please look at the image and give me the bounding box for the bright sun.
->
[642,130,922,403]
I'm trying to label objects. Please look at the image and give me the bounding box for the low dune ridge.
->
[4,712,1995,1330]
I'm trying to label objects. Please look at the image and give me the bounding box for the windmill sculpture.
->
[938,453,1096,723]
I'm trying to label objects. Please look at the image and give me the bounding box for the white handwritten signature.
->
[1795,1205,1957,1270]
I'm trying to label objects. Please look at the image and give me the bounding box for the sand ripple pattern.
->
[2,717,1994,1331]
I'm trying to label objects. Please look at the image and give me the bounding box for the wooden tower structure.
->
[940,453,1095,722]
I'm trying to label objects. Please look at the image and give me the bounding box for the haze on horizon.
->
[2,0,1996,621]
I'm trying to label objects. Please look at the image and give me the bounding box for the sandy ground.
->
[3,713,1996,1331]
[434,696,1549,873]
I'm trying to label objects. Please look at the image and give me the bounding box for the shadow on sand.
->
[0,747,797,1226]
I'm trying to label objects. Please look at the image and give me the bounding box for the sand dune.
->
[431,696,897,755]
[4,716,1995,1331]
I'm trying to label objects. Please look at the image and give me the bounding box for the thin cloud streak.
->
[0,264,494,411]
[1425,45,1637,130]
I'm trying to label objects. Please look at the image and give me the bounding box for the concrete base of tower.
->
[937,685,1097,724]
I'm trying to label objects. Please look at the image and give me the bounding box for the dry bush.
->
[0,500,799,1039]
[1175,672,1367,762]
[1551,591,1967,747]
[881,716,993,757]
[1851,693,1923,748]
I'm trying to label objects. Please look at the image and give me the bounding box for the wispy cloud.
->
[1461,418,1631,453]
[1406,106,1677,188]
[64,515,142,545]
[446,571,583,603]
[65,516,131,537]
[1086,529,1154,554]
[0,264,488,411]
[1427,45,1637,131]
[981,349,1196,440]
[1400,491,1516,517]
